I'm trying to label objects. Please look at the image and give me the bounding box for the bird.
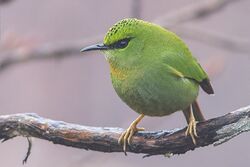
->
[80,18,214,154]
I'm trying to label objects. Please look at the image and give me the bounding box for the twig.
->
[153,0,239,27]
[0,0,13,5]
[154,0,250,53]
[0,105,250,160]
[23,137,32,164]
[173,25,250,53]
[0,35,102,71]
[131,0,142,19]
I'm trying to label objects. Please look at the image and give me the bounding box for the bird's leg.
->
[184,105,198,144]
[118,114,145,154]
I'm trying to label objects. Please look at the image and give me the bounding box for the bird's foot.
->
[185,117,198,144]
[118,123,144,154]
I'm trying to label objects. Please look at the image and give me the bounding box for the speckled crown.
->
[104,18,141,45]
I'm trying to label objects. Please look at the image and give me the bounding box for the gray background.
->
[0,0,249,167]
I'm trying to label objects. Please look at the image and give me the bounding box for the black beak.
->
[80,43,109,52]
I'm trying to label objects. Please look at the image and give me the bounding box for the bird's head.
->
[81,18,166,69]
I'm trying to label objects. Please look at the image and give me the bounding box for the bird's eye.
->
[113,38,131,49]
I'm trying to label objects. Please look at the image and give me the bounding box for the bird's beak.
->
[80,43,109,52]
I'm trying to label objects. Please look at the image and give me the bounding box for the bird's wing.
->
[162,51,214,94]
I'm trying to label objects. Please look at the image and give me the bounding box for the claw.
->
[118,114,144,154]
[127,127,144,145]
[185,113,198,144]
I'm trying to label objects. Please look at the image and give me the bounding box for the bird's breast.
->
[110,63,199,117]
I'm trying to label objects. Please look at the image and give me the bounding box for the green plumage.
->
[81,18,214,147]
[101,18,213,116]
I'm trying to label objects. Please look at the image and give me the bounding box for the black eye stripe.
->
[109,37,133,49]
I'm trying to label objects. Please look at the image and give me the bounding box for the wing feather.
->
[162,51,214,94]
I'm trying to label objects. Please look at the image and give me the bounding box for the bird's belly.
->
[112,73,199,117]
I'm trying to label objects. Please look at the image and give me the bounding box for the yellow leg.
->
[118,114,145,154]
[185,108,198,144]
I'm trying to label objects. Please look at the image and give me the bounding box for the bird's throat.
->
[109,63,128,80]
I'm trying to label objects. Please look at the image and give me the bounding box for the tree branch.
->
[154,0,250,53]
[0,35,103,71]
[0,0,13,5]
[154,0,239,26]
[0,0,247,72]
[131,0,142,19]
[0,105,249,160]
[174,25,250,53]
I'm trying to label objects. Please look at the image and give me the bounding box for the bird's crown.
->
[104,18,143,46]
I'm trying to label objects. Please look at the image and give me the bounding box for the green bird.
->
[81,18,214,153]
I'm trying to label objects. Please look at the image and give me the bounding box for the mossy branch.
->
[0,105,249,162]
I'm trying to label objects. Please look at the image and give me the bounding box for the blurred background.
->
[0,0,249,166]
